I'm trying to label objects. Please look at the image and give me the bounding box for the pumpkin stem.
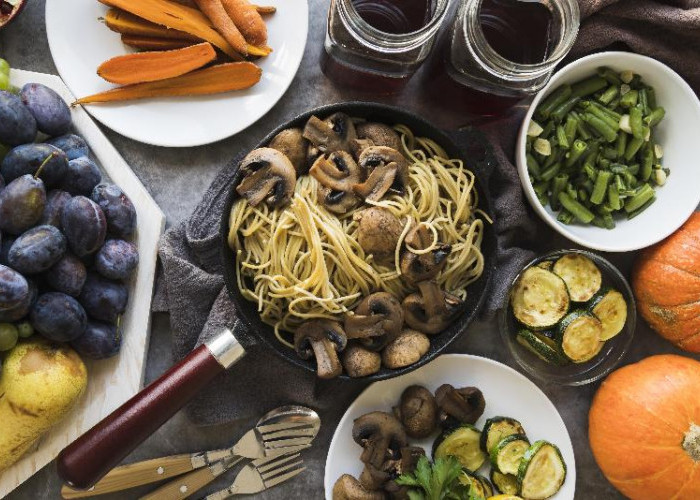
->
[683,423,700,461]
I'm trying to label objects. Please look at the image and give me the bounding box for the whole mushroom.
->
[352,411,408,469]
[235,148,296,208]
[343,345,382,378]
[402,281,463,335]
[309,151,363,214]
[354,147,409,202]
[268,128,309,175]
[303,113,357,154]
[294,319,347,379]
[345,292,403,351]
[382,329,430,369]
[434,384,486,428]
[400,224,451,283]
[357,123,402,151]
[393,385,438,438]
[333,474,386,500]
[355,207,404,263]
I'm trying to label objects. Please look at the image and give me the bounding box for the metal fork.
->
[204,453,306,499]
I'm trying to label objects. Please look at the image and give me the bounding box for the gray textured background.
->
[2,0,694,498]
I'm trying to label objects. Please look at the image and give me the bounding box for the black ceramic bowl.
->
[220,102,497,381]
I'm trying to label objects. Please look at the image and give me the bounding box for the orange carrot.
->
[103,8,199,41]
[253,5,276,15]
[193,0,248,56]
[74,62,262,105]
[221,0,267,46]
[98,42,217,85]
[121,35,195,51]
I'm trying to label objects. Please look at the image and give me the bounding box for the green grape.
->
[0,73,10,92]
[0,323,19,351]
[0,58,9,76]
[16,321,34,338]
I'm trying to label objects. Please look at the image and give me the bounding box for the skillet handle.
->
[57,330,245,491]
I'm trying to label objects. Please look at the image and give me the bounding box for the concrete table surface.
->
[3,1,695,499]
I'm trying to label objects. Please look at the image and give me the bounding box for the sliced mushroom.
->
[434,384,486,428]
[354,207,404,263]
[333,474,386,500]
[352,411,408,469]
[383,447,426,499]
[393,385,438,438]
[318,186,361,214]
[236,148,296,208]
[354,146,409,201]
[303,113,356,154]
[402,281,463,335]
[345,292,403,351]
[382,329,430,369]
[268,128,309,175]
[309,151,363,191]
[343,345,381,378]
[357,123,402,151]
[400,224,451,283]
[294,319,347,379]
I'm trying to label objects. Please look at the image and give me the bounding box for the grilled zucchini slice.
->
[480,417,526,454]
[459,471,491,499]
[511,267,570,329]
[517,441,567,500]
[516,329,568,366]
[536,260,554,271]
[558,310,604,363]
[479,475,494,497]
[552,253,602,302]
[491,470,520,495]
[589,288,627,340]
[433,424,486,472]
[491,434,530,475]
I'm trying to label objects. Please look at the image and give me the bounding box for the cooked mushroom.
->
[343,345,381,378]
[354,146,409,201]
[382,329,430,369]
[303,113,357,154]
[393,385,437,438]
[352,411,408,468]
[383,447,426,499]
[359,464,389,491]
[333,474,386,500]
[294,319,347,379]
[268,128,309,174]
[319,186,361,214]
[355,207,404,263]
[400,224,451,283]
[434,384,486,428]
[402,281,463,335]
[359,444,425,495]
[345,292,403,351]
[357,123,402,151]
[235,147,296,208]
[310,151,363,191]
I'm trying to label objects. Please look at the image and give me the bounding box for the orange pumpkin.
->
[589,355,700,500]
[632,212,700,352]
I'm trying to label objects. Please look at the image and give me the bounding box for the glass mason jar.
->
[321,0,451,93]
[447,0,580,98]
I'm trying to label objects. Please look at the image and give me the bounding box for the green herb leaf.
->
[397,456,469,500]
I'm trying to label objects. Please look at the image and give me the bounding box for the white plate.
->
[0,69,165,498]
[516,51,700,252]
[45,0,308,147]
[324,354,575,499]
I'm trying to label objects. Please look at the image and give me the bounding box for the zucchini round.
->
[552,253,602,302]
[589,288,627,340]
[511,267,570,330]
[536,260,554,271]
[479,475,494,498]
[480,417,526,454]
[516,329,568,366]
[517,440,567,500]
[432,424,486,472]
[491,470,520,495]
[558,310,604,363]
[459,470,491,499]
[490,434,530,475]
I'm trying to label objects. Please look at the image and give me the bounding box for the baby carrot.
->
[221,0,268,46]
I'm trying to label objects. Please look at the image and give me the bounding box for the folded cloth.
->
[155,0,700,425]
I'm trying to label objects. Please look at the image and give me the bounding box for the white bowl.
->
[516,51,700,252]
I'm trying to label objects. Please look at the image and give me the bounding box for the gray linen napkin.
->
[154,0,700,425]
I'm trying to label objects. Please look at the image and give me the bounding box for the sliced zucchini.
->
[491,470,520,495]
[552,253,602,302]
[480,417,526,454]
[433,424,486,472]
[511,267,570,329]
[459,471,490,499]
[558,310,605,363]
[517,441,567,500]
[536,260,554,271]
[490,434,530,475]
[479,475,494,497]
[516,329,568,366]
[589,288,627,340]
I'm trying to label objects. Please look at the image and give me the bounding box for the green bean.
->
[572,111,592,140]
[590,170,612,205]
[582,178,594,193]
[556,125,569,148]
[645,107,666,127]
[592,214,615,229]
[641,144,654,181]
[628,163,640,176]
[583,113,618,142]
[540,162,562,182]
[624,183,655,213]
[629,74,643,89]
[624,171,638,188]
[596,204,614,216]
[526,153,542,179]
[534,180,550,206]
[566,183,578,200]
[602,147,618,160]
[598,85,619,105]
[582,100,623,121]
[551,96,581,122]
[630,106,644,139]
[597,66,622,85]
[620,89,639,108]
[608,183,621,210]
[536,84,573,120]
[564,115,578,145]
[624,135,644,161]
[627,195,656,219]
[646,87,657,110]
[557,211,575,224]
[558,192,595,223]
[608,97,621,110]
[540,120,555,139]
[583,163,597,181]
[598,158,611,170]
[565,139,588,167]
[610,163,629,175]
[639,88,649,116]
[585,103,620,130]
[543,147,560,168]
[572,76,608,98]
[578,189,589,203]
[550,175,569,211]
[616,132,628,158]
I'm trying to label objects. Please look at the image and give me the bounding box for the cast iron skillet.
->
[220,101,497,381]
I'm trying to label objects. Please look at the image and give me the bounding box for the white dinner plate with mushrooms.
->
[324,354,576,499]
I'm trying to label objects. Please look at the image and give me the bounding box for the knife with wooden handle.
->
[57,329,245,491]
